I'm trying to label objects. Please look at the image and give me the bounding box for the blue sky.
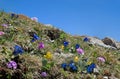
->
[0,0,120,41]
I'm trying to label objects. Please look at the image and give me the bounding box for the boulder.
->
[102,37,117,48]
[102,37,120,49]
[88,37,116,49]
[45,29,61,40]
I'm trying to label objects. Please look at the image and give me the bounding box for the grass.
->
[0,11,120,79]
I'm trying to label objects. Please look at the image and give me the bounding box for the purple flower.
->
[97,56,105,63]
[76,48,84,55]
[38,42,45,49]
[41,72,47,77]
[31,17,38,22]
[7,61,17,69]
[1,24,8,28]
[0,31,5,36]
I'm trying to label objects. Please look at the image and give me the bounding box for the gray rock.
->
[103,76,108,79]
[102,37,120,49]
[102,37,117,48]
[88,37,116,49]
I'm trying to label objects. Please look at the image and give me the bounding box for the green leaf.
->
[42,59,48,66]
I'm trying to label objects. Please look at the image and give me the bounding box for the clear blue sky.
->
[0,0,120,41]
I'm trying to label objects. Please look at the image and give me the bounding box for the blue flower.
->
[87,63,96,73]
[11,13,18,18]
[63,41,69,47]
[61,63,67,70]
[69,61,77,71]
[71,65,77,71]
[13,45,24,55]
[75,44,80,49]
[69,63,75,68]
[83,37,89,42]
[31,34,40,42]
[11,13,15,18]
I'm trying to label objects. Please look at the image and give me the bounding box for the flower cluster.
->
[60,45,64,50]
[41,72,47,77]
[44,52,53,60]
[83,37,89,42]
[74,56,79,62]
[63,41,69,47]
[6,61,17,69]
[13,45,24,55]
[76,48,84,55]
[87,63,96,73]
[61,61,77,72]
[31,34,40,42]
[97,56,105,63]
[38,42,45,49]
[0,31,5,36]
[1,24,8,28]
[31,17,38,22]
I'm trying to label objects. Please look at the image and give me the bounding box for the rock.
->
[102,37,117,48]
[44,24,53,27]
[88,37,116,49]
[54,52,73,58]
[109,74,118,79]
[103,70,111,76]
[93,68,99,75]
[102,37,120,49]
[45,29,61,40]
[103,76,108,79]
[18,14,30,20]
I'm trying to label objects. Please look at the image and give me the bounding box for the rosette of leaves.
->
[42,58,54,71]
[77,60,87,72]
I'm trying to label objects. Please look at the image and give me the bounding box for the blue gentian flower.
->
[83,37,89,42]
[69,61,75,68]
[69,63,75,68]
[63,41,69,47]
[87,63,96,73]
[11,13,18,18]
[11,13,15,18]
[31,34,40,42]
[13,45,24,55]
[71,65,77,71]
[75,44,80,49]
[61,63,67,70]
[69,61,77,71]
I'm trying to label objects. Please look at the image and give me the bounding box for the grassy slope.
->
[0,11,120,79]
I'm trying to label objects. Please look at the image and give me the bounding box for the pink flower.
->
[31,17,38,22]
[0,31,5,35]
[7,61,17,69]
[76,48,84,55]
[41,72,47,77]
[1,24,8,28]
[38,42,45,49]
[97,56,105,63]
